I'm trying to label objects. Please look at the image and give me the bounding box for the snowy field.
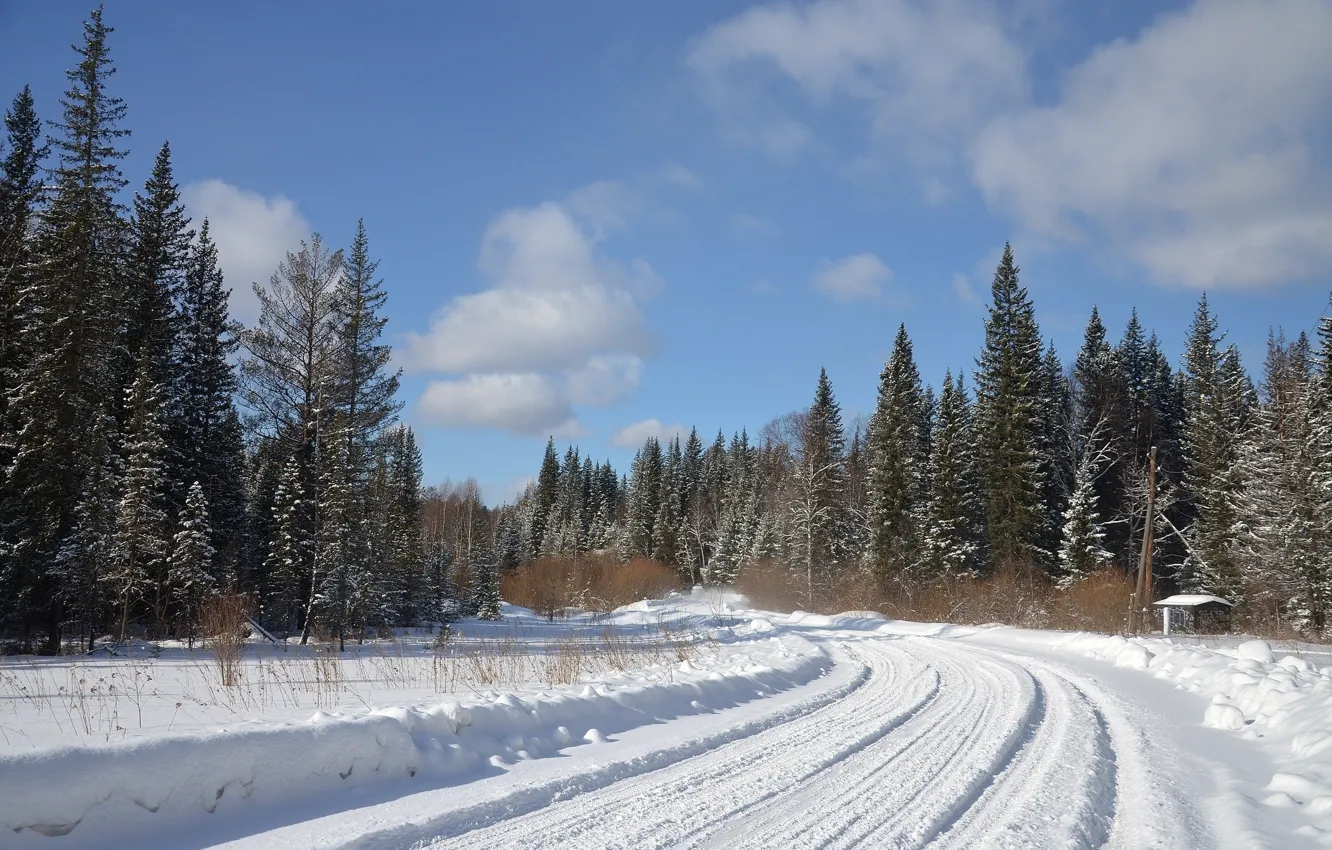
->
[5,589,1332,848]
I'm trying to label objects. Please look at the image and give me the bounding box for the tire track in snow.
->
[422,641,941,850]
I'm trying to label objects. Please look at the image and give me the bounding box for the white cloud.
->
[566,180,641,238]
[181,179,310,323]
[814,253,892,302]
[403,202,656,375]
[417,374,583,437]
[566,355,643,406]
[406,185,660,436]
[750,278,777,296]
[685,0,1026,164]
[687,0,1332,290]
[611,418,689,448]
[970,0,1332,288]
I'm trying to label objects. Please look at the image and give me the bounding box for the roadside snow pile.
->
[0,632,829,838]
[1053,632,1332,821]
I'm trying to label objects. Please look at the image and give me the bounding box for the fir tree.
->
[974,244,1047,571]
[266,457,309,634]
[865,325,926,584]
[53,411,118,649]
[169,481,215,645]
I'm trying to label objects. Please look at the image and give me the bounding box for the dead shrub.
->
[1048,570,1135,633]
[502,555,681,616]
[738,559,1149,636]
[199,593,250,686]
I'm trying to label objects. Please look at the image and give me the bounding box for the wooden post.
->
[1142,446,1157,627]
[1131,446,1157,635]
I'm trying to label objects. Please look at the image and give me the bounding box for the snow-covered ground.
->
[5,588,1332,848]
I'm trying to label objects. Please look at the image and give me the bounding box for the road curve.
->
[394,633,1237,850]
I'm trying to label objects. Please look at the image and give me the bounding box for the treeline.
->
[0,9,427,653]
[516,245,1332,636]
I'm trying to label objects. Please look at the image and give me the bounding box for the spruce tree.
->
[169,481,215,645]
[973,244,1047,571]
[790,369,848,603]
[920,372,983,578]
[474,543,502,620]
[171,220,245,563]
[528,438,560,559]
[0,86,46,424]
[124,141,191,397]
[1179,295,1245,598]
[6,8,129,650]
[108,360,170,640]
[865,325,926,584]
[1073,307,1130,567]
[266,457,309,634]
[54,411,118,649]
[1058,446,1112,586]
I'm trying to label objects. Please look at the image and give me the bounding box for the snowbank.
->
[0,632,829,838]
[1051,632,1332,823]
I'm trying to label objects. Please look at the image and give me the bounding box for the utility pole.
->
[1131,446,1157,634]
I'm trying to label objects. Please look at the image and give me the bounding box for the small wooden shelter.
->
[1153,594,1234,635]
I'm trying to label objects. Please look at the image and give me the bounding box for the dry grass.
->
[501,555,681,618]
[199,593,250,687]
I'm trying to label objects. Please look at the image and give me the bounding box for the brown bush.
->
[738,560,1147,635]
[199,592,250,686]
[501,555,682,617]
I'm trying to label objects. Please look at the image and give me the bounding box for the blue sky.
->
[4,0,1331,502]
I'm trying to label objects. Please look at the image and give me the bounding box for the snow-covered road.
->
[11,596,1328,849]
[397,637,1224,850]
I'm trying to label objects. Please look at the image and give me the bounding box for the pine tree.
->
[108,360,170,640]
[865,325,926,584]
[169,481,215,645]
[240,235,342,632]
[6,8,130,651]
[974,244,1047,571]
[920,372,983,578]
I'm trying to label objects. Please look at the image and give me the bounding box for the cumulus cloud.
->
[686,0,1332,289]
[181,179,310,323]
[970,0,1332,288]
[685,0,1025,163]
[814,253,892,302]
[611,418,689,448]
[417,375,583,437]
[407,187,660,436]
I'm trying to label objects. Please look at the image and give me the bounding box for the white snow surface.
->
[7,588,1332,848]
